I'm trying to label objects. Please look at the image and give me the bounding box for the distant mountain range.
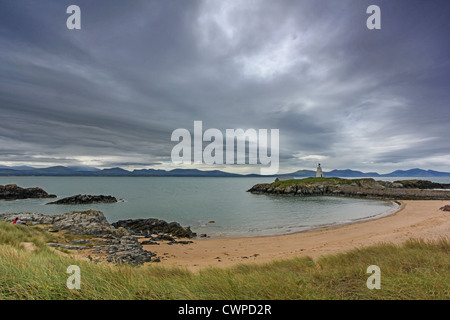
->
[0,166,243,177]
[0,166,449,177]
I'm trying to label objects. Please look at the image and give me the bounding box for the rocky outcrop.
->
[112,218,197,238]
[247,178,450,200]
[0,210,196,265]
[100,236,158,265]
[0,212,54,225]
[0,210,117,236]
[47,194,117,205]
[48,235,159,265]
[0,184,56,200]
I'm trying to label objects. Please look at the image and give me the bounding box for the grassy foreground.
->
[0,221,448,300]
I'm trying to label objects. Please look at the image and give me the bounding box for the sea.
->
[1,176,449,238]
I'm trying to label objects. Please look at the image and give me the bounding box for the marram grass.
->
[0,221,448,300]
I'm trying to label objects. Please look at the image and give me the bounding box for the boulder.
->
[104,236,156,265]
[51,210,115,236]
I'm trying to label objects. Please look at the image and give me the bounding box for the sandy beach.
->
[144,200,450,271]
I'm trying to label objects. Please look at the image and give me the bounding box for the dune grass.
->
[0,221,57,250]
[0,221,448,300]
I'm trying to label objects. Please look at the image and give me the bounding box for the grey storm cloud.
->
[0,0,449,173]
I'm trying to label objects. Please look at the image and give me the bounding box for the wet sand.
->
[144,200,450,271]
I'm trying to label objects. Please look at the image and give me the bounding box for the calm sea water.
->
[1,176,448,238]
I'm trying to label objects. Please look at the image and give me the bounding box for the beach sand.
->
[144,200,450,271]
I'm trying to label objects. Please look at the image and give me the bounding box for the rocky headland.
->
[0,184,56,200]
[247,178,450,200]
[47,194,118,205]
[0,210,195,265]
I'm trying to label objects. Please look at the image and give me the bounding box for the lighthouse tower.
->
[316,163,323,178]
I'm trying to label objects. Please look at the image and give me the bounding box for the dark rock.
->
[47,194,117,205]
[112,218,196,238]
[174,240,194,244]
[0,184,56,200]
[167,240,193,245]
[440,205,450,212]
[154,234,175,242]
[141,240,160,245]
[98,235,157,265]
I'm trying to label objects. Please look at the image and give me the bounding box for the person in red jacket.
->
[12,217,27,225]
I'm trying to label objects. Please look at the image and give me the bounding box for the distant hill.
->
[326,169,381,177]
[0,165,36,170]
[67,166,101,172]
[380,168,450,177]
[0,165,448,177]
[283,170,316,177]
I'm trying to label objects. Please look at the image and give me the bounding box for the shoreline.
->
[199,199,402,240]
[146,200,449,271]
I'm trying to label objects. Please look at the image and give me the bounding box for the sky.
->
[0,0,449,174]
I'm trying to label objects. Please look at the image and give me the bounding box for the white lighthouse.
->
[316,163,323,178]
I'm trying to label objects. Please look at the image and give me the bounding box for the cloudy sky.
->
[0,0,449,174]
